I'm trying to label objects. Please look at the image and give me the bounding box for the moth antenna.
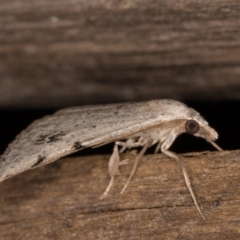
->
[209,140,223,151]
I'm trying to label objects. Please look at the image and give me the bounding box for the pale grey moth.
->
[0,99,222,219]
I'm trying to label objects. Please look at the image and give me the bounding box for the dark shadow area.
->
[0,101,239,156]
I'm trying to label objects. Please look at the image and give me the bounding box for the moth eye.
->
[185,120,200,135]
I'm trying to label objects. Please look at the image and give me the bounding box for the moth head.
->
[184,108,222,151]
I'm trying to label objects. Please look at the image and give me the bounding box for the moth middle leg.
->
[100,137,151,199]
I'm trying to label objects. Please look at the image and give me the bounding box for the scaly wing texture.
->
[0,99,195,181]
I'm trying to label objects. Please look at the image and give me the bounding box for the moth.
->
[0,99,222,219]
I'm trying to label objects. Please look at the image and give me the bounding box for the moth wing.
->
[0,99,190,181]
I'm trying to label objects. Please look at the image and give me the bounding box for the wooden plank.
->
[1,1,240,108]
[0,149,239,239]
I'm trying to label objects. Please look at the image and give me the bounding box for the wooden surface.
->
[0,149,240,239]
[1,0,240,239]
[1,0,240,108]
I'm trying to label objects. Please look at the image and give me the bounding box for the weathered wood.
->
[1,0,240,108]
[0,150,240,239]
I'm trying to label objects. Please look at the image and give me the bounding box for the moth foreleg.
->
[161,146,206,220]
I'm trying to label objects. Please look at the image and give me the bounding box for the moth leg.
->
[100,144,120,199]
[118,137,146,152]
[119,138,136,153]
[121,139,153,194]
[101,138,153,199]
[161,144,206,220]
[154,141,162,154]
[100,140,141,199]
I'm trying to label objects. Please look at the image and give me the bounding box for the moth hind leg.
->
[119,138,138,153]
[100,158,128,200]
[100,138,146,199]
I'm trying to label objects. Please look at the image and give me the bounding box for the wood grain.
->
[0,150,239,239]
[1,0,240,108]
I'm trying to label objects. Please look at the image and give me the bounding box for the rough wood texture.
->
[1,0,240,108]
[0,149,240,239]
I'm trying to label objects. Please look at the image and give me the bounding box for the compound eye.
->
[185,120,200,135]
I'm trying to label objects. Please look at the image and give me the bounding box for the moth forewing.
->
[0,99,222,220]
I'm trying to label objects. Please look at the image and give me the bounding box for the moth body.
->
[0,99,222,220]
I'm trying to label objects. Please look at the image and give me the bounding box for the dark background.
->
[1,101,239,156]
[1,0,240,157]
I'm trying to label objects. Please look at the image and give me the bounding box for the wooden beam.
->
[1,1,240,108]
[0,150,239,239]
